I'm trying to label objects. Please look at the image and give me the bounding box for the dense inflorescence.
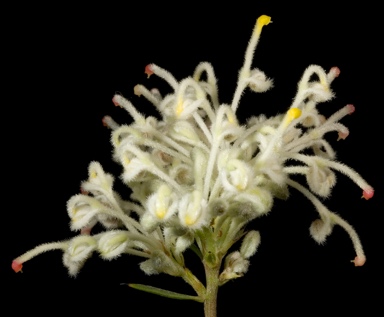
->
[13,15,373,288]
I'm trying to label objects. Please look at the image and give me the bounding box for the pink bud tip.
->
[81,227,92,235]
[80,187,89,195]
[337,131,349,141]
[145,64,154,78]
[352,256,366,267]
[346,104,355,114]
[362,188,374,200]
[12,260,23,273]
[330,66,340,77]
[102,116,108,127]
[112,95,122,107]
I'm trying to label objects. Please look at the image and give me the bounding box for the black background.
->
[4,2,382,315]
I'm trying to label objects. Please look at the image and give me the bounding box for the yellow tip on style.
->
[254,15,272,35]
[286,108,302,125]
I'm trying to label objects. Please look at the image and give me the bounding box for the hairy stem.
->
[203,263,220,317]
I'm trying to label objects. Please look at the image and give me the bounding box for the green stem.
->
[203,263,220,317]
[182,268,206,297]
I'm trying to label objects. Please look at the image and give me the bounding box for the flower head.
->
[13,15,373,310]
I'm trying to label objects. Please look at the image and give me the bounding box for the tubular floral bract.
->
[13,15,373,297]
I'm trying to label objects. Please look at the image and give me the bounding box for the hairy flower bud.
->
[98,231,130,260]
[147,183,178,221]
[220,251,250,283]
[247,68,273,92]
[62,235,96,276]
[306,163,336,197]
[67,195,99,231]
[309,219,333,244]
[140,251,182,277]
[240,230,261,259]
[179,190,207,229]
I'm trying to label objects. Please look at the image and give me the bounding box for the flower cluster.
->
[13,15,373,294]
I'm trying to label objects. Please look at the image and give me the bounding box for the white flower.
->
[98,230,130,260]
[178,190,207,229]
[67,195,100,231]
[147,183,178,221]
[62,235,97,276]
[220,159,253,192]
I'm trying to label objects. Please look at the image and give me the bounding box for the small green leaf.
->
[189,243,203,260]
[128,283,204,302]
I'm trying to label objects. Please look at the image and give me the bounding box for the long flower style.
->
[13,15,373,316]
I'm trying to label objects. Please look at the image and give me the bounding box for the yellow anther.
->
[176,99,184,116]
[227,113,235,124]
[112,134,120,146]
[286,108,302,125]
[90,171,97,178]
[155,208,166,220]
[185,215,196,226]
[123,157,130,165]
[254,15,272,35]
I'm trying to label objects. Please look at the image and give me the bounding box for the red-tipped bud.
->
[346,104,355,114]
[102,115,118,130]
[81,227,92,235]
[112,95,121,107]
[80,186,89,195]
[337,131,349,141]
[330,66,341,78]
[102,116,109,127]
[12,260,23,273]
[145,64,154,78]
[352,255,366,267]
[362,188,374,200]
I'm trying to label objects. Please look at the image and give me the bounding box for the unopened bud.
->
[140,212,159,233]
[140,251,182,277]
[240,230,261,259]
[98,231,130,260]
[145,64,154,78]
[219,251,250,283]
[309,219,333,244]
